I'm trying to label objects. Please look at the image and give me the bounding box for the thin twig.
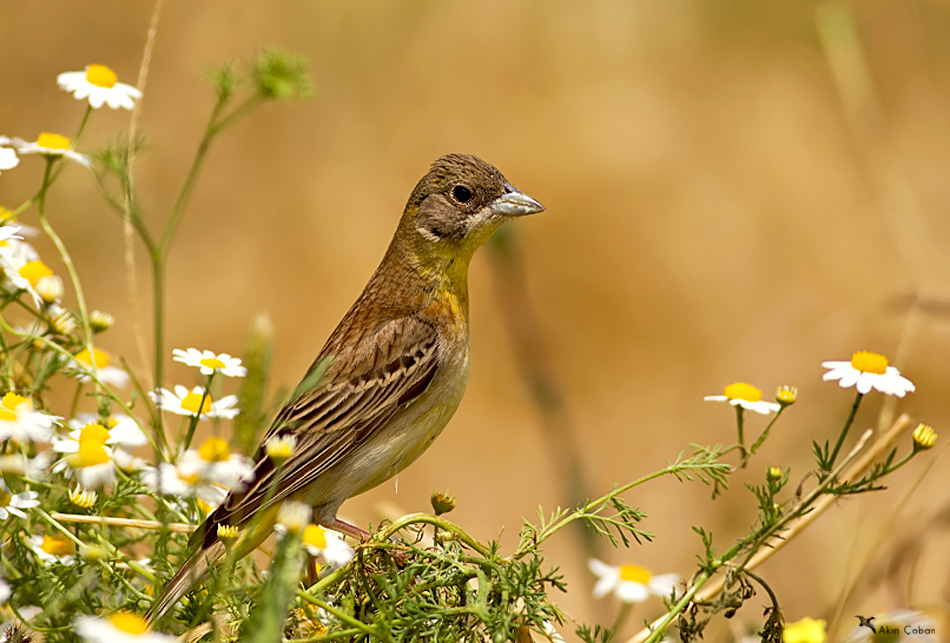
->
[50,511,195,534]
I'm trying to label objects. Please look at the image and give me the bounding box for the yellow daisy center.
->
[723,382,762,403]
[18,260,53,288]
[198,436,230,462]
[36,132,70,151]
[41,533,76,557]
[618,565,651,584]
[80,423,111,445]
[85,64,118,89]
[107,612,149,635]
[2,392,30,413]
[850,351,888,374]
[0,407,13,422]
[182,391,212,416]
[77,440,110,467]
[177,469,200,485]
[303,524,328,550]
[0,490,10,507]
[200,356,226,371]
[75,348,110,368]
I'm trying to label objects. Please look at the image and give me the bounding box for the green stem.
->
[608,603,633,642]
[642,570,710,643]
[828,391,864,467]
[181,378,213,452]
[750,407,785,456]
[296,588,380,637]
[377,513,492,559]
[735,406,747,465]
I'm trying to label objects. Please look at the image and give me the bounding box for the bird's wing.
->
[199,316,440,545]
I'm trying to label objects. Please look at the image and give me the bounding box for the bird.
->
[855,615,876,633]
[147,153,545,620]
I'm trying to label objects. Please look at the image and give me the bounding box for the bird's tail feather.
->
[146,541,227,624]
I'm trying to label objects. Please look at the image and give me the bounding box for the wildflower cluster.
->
[0,48,940,643]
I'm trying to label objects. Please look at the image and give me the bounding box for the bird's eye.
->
[451,185,473,203]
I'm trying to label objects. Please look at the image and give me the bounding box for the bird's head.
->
[398,154,544,276]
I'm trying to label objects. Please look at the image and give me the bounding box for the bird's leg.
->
[327,518,371,541]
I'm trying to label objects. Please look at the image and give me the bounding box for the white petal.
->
[703,395,728,402]
[648,573,680,597]
[615,581,650,603]
[855,373,873,394]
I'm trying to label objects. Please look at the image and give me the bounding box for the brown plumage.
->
[148,154,544,621]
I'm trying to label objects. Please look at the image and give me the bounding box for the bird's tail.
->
[145,540,227,624]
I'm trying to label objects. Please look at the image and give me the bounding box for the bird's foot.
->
[328,518,371,541]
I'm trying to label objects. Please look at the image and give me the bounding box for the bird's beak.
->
[490,184,545,217]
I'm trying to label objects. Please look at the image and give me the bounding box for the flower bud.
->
[775,385,797,406]
[430,491,456,516]
[35,275,63,303]
[912,424,937,451]
[90,310,114,333]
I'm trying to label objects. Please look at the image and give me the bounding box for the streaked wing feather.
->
[201,316,440,541]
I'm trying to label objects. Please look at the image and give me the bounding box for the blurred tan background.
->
[3,1,950,639]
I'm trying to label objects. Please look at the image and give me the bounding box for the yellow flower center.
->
[75,348,110,368]
[200,356,226,371]
[177,469,200,485]
[782,616,827,643]
[36,132,70,151]
[107,612,149,635]
[85,64,118,88]
[850,351,888,375]
[0,491,10,507]
[198,436,230,462]
[1,392,30,419]
[182,391,212,416]
[80,423,111,445]
[41,533,76,557]
[18,260,53,288]
[303,524,328,550]
[77,440,110,467]
[723,382,762,403]
[618,565,651,584]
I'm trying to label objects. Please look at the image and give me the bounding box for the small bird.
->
[148,154,544,620]
[855,615,877,633]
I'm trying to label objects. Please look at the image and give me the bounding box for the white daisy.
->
[0,226,22,244]
[0,577,9,604]
[143,436,252,506]
[822,351,915,397]
[68,347,130,388]
[2,256,55,307]
[301,524,354,566]
[0,478,39,519]
[57,64,142,110]
[11,133,91,167]
[52,422,127,489]
[704,382,781,415]
[75,612,175,643]
[149,385,239,419]
[276,501,312,534]
[587,559,679,603]
[173,348,247,377]
[0,452,52,479]
[0,147,18,173]
[27,533,77,565]
[66,414,149,450]
[0,392,59,443]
